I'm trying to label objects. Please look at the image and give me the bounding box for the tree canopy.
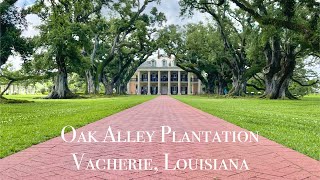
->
[1,0,319,99]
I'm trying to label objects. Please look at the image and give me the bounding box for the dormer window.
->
[151,60,156,67]
[162,59,167,67]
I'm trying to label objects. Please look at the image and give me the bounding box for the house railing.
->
[131,77,200,82]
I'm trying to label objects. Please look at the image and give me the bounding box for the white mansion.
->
[127,51,202,95]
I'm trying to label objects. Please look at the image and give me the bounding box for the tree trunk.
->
[228,67,246,96]
[46,57,75,99]
[0,80,14,98]
[95,78,100,95]
[217,76,227,95]
[85,70,95,94]
[119,84,126,94]
[206,74,215,94]
[229,79,244,96]
[115,83,125,95]
[86,34,99,95]
[104,82,113,95]
[263,64,296,99]
[242,81,247,94]
[261,37,297,99]
[101,74,113,95]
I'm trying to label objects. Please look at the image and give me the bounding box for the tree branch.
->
[0,80,15,96]
[247,83,265,91]
[229,0,315,43]
[291,78,319,86]
[0,73,51,82]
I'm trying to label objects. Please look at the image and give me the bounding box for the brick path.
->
[0,96,319,180]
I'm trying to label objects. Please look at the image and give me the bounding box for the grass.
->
[174,95,320,160]
[0,95,155,158]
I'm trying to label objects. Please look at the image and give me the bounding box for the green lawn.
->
[174,95,320,160]
[0,95,154,158]
[1,94,319,160]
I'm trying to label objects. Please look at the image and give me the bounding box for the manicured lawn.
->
[0,95,154,158]
[174,95,320,160]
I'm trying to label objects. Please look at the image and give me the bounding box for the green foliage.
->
[0,0,32,67]
[224,0,320,52]
[289,57,320,96]
[68,73,86,93]
[31,1,91,72]
[82,0,166,94]
[178,0,319,98]
[159,23,231,93]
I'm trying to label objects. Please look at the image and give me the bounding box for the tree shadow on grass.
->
[0,97,34,104]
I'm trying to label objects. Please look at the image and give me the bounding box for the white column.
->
[158,71,161,95]
[137,71,141,95]
[191,74,194,95]
[147,71,151,95]
[168,71,171,95]
[178,71,181,95]
[187,72,191,95]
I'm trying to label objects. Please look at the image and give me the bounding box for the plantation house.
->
[127,51,202,95]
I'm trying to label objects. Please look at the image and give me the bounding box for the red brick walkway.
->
[0,96,319,180]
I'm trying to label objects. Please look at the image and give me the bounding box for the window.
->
[151,60,156,67]
[162,59,167,67]
[142,74,148,81]
[172,73,177,78]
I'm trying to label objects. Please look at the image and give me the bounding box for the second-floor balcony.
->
[171,77,178,82]
[180,78,188,82]
[133,77,199,82]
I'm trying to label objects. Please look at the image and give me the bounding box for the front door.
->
[151,86,158,95]
[161,86,168,95]
[172,86,178,95]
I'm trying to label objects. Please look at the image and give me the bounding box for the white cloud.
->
[146,0,211,25]
[15,0,36,8]
[22,14,41,37]
[6,56,24,71]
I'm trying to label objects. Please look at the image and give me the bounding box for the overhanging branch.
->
[247,83,265,91]
[291,78,319,87]
[0,74,50,81]
[0,80,15,96]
